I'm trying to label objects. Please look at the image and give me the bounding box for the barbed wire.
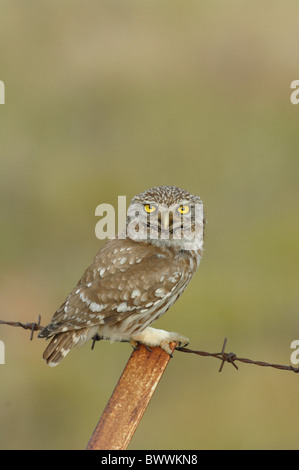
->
[0,317,298,374]
[0,316,43,341]
[178,338,299,373]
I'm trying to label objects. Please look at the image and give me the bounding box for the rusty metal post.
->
[86,343,176,450]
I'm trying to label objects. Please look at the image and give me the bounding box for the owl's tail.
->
[39,326,98,367]
[41,331,79,366]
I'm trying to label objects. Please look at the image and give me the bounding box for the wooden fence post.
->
[86,343,176,450]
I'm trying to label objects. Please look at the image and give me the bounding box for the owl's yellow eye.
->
[144,204,157,214]
[177,205,190,215]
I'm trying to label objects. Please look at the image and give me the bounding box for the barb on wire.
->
[0,316,298,374]
[0,315,43,341]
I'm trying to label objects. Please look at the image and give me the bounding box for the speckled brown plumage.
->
[39,186,205,366]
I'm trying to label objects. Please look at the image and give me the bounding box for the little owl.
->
[38,186,205,366]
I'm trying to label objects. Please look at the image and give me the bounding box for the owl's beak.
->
[161,213,169,231]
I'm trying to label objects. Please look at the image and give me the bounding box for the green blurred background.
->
[0,0,298,450]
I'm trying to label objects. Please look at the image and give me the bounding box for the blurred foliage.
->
[0,0,298,449]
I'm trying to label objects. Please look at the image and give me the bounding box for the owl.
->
[38,186,205,366]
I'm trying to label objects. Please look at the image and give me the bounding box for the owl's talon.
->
[130,340,141,351]
[159,334,189,356]
[175,339,189,350]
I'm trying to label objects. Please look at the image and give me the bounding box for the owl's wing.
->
[39,237,188,338]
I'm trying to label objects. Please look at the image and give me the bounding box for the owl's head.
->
[126,186,205,251]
